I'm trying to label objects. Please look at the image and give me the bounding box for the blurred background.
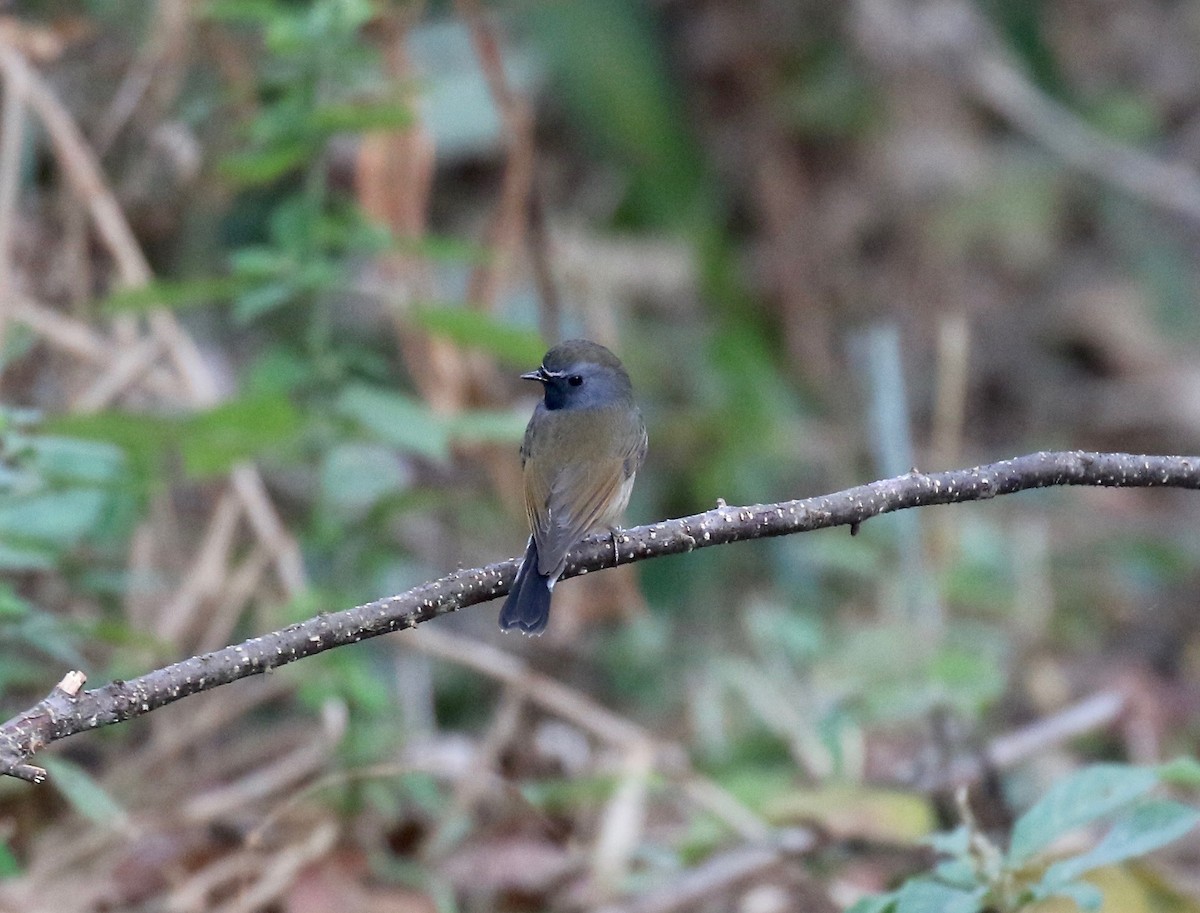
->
[2,0,1200,910]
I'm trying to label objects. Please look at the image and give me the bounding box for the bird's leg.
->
[608,526,622,567]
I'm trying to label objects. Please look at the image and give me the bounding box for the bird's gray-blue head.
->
[522,339,635,411]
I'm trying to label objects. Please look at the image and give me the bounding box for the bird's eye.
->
[567,374,584,387]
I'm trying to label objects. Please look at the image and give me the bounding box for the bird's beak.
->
[521,366,551,383]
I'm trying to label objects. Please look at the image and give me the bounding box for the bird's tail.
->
[499,538,553,635]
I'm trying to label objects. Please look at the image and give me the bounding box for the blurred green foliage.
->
[980,0,1065,97]
[521,0,706,231]
[0,410,125,693]
[5,0,1200,903]
[851,760,1200,913]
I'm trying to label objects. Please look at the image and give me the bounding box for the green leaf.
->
[320,443,408,513]
[926,824,971,857]
[933,859,978,890]
[1038,799,1200,889]
[0,489,110,547]
[0,583,31,619]
[245,345,313,395]
[15,612,87,668]
[310,101,413,134]
[979,0,1064,95]
[336,384,449,462]
[44,758,129,829]
[521,0,704,227]
[27,436,125,485]
[414,307,545,366]
[394,234,487,263]
[0,840,21,879]
[1158,756,1200,787]
[230,246,292,277]
[99,276,251,314]
[294,259,341,292]
[894,879,984,913]
[0,654,60,691]
[444,409,527,445]
[0,608,87,683]
[232,280,297,322]
[46,412,174,477]
[202,0,282,23]
[0,324,36,376]
[1008,764,1159,866]
[219,142,312,185]
[744,604,826,664]
[180,392,302,477]
[781,49,877,140]
[1037,879,1104,911]
[1085,91,1160,144]
[933,160,1065,273]
[843,895,897,913]
[928,638,1007,716]
[0,542,54,572]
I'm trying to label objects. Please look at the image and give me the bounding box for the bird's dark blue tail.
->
[499,539,553,635]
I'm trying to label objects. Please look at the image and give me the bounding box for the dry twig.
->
[596,833,818,913]
[856,0,1200,226]
[455,0,536,314]
[411,626,770,842]
[212,821,339,913]
[0,42,306,601]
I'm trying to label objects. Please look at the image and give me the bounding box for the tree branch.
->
[2,450,1197,783]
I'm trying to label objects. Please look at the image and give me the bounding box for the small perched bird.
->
[499,339,647,635]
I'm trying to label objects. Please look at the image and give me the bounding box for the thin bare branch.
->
[70,336,164,412]
[0,43,308,598]
[455,0,536,312]
[10,296,181,397]
[156,487,243,644]
[910,688,1131,794]
[596,834,818,913]
[967,53,1200,225]
[211,821,339,913]
[229,464,307,597]
[411,627,770,843]
[855,0,1200,227]
[0,450,1196,783]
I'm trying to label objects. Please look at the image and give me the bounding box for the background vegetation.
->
[3,0,1200,910]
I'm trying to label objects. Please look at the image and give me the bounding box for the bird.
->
[499,339,647,635]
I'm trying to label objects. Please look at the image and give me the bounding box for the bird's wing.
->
[525,436,643,579]
[626,419,648,478]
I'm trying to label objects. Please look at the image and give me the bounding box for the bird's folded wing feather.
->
[527,448,640,578]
